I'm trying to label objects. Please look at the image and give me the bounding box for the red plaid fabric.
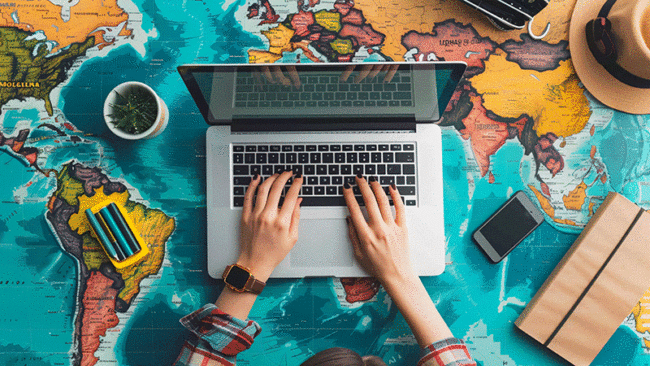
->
[418,338,477,366]
[174,304,476,366]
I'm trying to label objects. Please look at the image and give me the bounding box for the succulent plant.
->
[107,86,157,135]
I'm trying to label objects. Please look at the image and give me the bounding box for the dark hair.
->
[300,348,387,366]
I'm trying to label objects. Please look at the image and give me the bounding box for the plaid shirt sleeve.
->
[418,337,477,366]
[173,304,262,366]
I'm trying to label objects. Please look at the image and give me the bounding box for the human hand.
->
[238,171,303,281]
[339,64,399,83]
[253,65,301,88]
[343,175,413,284]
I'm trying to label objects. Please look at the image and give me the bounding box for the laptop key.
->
[234,197,245,207]
[317,165,327,175]
[271,145,281,151]
[407,176,415,185]
[305,165,315,175]
[398,186,415,196]
[315,186,325,195]
[310,153,321,163]
[233,187,245,196]
[233,165,249,175]
[377,164,386,175]
[245,154,255,163]
[332,176,343,185]
[353,165,363,175]
[320,176,330,185]
[298,153,309,163]
[328,165,339,175]
[263,165,273,175]
[396,176,405,185]
[326,186,337,195]
[396,152,414,162]
[403,164,415,175]
[251,165,261,175]
[234,176,251,186]
[323,153,333,163]
[308,176,318,185]
[233,153,244,164]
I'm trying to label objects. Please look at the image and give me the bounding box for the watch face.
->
[226,265,250,290]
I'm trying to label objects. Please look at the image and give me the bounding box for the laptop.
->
[177,62,467,278]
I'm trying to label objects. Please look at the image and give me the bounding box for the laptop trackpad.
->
[290,219,354,267]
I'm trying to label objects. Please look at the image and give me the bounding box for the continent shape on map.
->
[247,0,385,63]
[0,27,94,116]
[46,162,174,366]
[0,0,131,53]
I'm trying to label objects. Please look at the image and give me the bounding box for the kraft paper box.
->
[515,192,650,366]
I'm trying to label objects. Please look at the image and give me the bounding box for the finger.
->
[343,183,371,237]
[354,64,373,83]
[368,64,382,80]
[339,65,355,82]
[370,179,392,223]
[262,66,275,83]
[389,184,406,226]
[265,170,294,211]
[280,174,303,218]
[286,65,301,89]
[242,174,261,217]
[356,175,383,225]
[254,173,278,214]
[272,66,291,86]
[346,216,363,260]
[289,197,302,238]
[384,65,398,83]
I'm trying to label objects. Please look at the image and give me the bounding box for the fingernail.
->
[345,216,350,224]
[297,173,302,179]
[390,183,397,191]
[356,173,363,179]
[369,176,376,182]
[253,174,259,180]
[344,182,351,189]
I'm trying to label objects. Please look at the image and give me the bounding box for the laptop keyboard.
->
[232,143,417,207]
[233,71,414,109]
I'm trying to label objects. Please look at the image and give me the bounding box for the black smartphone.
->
[472,191,544,263]
[459,0,529,29]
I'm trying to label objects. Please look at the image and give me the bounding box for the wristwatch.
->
[222,264,266,294]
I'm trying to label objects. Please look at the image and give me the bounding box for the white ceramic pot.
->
[103,81,169,140]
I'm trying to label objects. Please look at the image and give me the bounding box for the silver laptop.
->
[177,62,466,278]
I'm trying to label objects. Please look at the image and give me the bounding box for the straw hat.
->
[570,0,650,114]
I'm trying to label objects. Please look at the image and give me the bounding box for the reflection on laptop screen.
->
[178,62,466,125]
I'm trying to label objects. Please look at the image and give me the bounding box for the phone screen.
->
[479,198,539,256]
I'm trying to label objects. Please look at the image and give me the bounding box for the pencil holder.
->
[85,201,149,269]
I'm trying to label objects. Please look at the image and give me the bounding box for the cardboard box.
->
[515,192,650,366]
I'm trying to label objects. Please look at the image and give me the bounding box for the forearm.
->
[214,258,274,320]
[382,272,454,348]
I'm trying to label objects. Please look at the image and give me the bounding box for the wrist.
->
[236,256,275,282]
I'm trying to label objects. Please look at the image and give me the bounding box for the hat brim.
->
[570,0,650,115]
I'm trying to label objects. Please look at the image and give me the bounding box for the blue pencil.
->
[98,208,134,257]
[93,210,126,261]
[107,203,141,253]
[85,209,120,261]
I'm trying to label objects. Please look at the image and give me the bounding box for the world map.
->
[1,0,650,365]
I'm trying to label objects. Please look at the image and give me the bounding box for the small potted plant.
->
[103,81,169,140]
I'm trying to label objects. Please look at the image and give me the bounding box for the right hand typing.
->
[342,176,414,284]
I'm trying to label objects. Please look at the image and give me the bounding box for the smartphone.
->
[472,191,544,263]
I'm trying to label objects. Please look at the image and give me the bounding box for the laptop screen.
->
[178,62,466,125]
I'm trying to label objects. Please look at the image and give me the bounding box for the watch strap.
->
[223,264,266,294]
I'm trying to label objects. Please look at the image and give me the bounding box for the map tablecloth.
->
[2,0,650,365]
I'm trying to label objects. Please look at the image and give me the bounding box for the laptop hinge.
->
[231,117,417,132]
